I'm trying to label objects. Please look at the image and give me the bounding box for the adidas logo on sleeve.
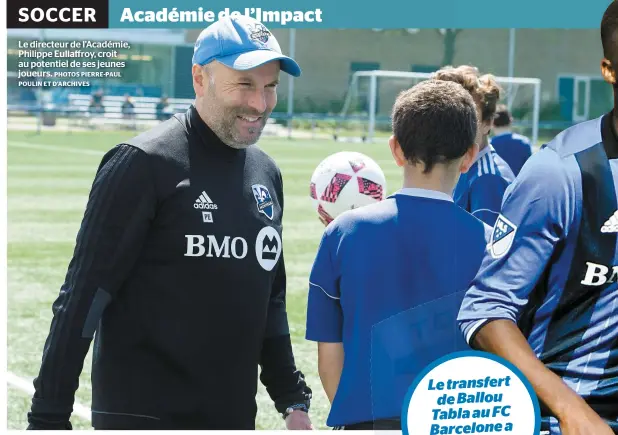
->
[601,210,618,233]
[194,191,218,210]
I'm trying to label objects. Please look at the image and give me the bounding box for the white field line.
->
[8,142,104,156]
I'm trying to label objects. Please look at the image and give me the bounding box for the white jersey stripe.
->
[482,155,489,175]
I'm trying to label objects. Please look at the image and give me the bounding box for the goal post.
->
[338,70,542,147]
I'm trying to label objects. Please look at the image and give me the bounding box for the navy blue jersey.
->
[305,189,490,427]
[458,113,618,430]
[453,145,515,226]
[491,132,533,177]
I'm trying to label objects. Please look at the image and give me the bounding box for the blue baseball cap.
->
[192,16,301,77]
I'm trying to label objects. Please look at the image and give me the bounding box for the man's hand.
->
[285,410,314,430]
[318,216,329,227]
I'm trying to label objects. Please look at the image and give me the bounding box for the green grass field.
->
[7,128,550,430]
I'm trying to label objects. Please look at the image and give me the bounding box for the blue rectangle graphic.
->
[108,0,613,29]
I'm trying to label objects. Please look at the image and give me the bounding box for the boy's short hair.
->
[493,104,512,127]
[433,65,502,123]
[601,0,618,67]
[391,79,478,173]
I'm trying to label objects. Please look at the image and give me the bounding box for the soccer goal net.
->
[336,70,542,147]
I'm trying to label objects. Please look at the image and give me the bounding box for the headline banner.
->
[110,0,614,28]
[7,0,614,29]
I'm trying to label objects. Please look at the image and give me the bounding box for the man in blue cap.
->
[26,16,313,430]
[191,15,301,148]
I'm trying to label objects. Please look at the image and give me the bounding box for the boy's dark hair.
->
[493,104,512,128]
[602,1,618,67]
[391,79,478,173]
[433,65,502,123]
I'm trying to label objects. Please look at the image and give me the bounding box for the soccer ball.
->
[309,151,387,224]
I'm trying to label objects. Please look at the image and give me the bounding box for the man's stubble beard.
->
[204,86,270,150]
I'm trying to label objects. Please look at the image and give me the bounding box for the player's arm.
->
[305,229,344,404]
[468,173,509,226]
[318,343,344,404]
[473,320,613,434]
[258,172,312,419]
[458,149,612,433]
[27,144,157,429]
[458,151,565,344]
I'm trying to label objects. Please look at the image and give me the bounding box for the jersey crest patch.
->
[252,184,274,220]
[490,214,517,258]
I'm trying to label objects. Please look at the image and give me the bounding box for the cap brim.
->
[217,50,301,77]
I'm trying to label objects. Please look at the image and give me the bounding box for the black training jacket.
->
[27,105,311,430]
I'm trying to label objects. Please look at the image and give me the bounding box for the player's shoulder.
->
[544,115,604,158]
[473,149,513,182]
[245,146,283,196]
[503,144,579,211]
[326,198,397,235]
[123,111,188,156]
[521,116,606,186]
[247,144,280,174]
[96,142,151,175]
[474,151,493,178]
[451,203,493,242]
[490,132,511,144]
[511,133,531,145]
[491,151,515,182]
[514,146,567,181]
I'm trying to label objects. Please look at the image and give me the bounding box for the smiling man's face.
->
[193,60,280,149]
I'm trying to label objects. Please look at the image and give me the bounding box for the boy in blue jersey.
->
[491,104,533,177]
[434,66,515,226]
[458,3,618,434]
[305,80,491,429]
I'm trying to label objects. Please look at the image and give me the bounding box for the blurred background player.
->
[121,93,136,129]
[120,93,135,118]
[305,80,491,430]
[458,2,618,433]
[491,104,533,177]
[156,94,171,121]
[88,89,105,115]
[434,66,515,226]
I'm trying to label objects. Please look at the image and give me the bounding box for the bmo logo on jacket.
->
[185,226,281,271]
[255,226,281,271]
[185,235,248,259]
